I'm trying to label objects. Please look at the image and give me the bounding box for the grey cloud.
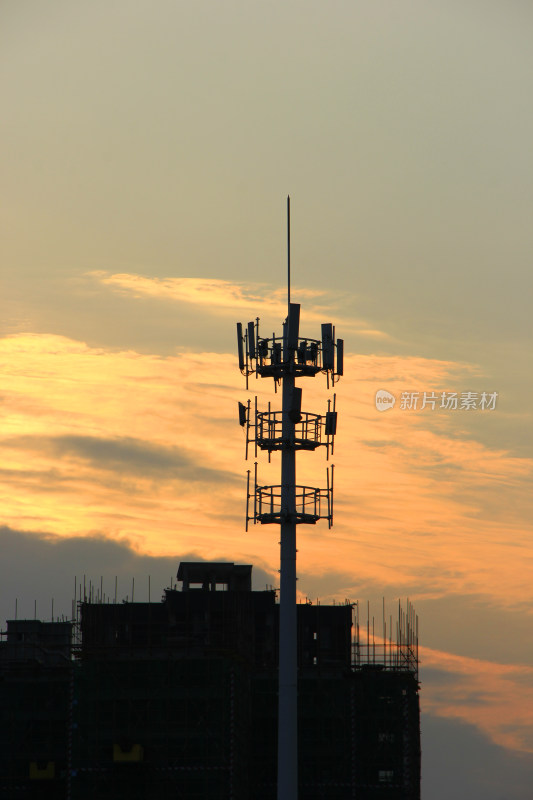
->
[295,568,533,667]
[0,467,77,491]
[422,714,533,800]
[0,526,274,628]
[2,434,238,485]
[361,439,405,449]
[421,667,458,688]
[415,594,533,666]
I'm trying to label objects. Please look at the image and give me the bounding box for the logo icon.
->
[375,389,396,412]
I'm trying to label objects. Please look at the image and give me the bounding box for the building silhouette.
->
[0,619,72,798]
[0,562,420,799]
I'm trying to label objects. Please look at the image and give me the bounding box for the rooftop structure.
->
[177,561,252,592]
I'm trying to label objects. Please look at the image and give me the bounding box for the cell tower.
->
[236,197,344,800]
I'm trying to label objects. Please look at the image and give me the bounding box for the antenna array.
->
[237,310,343,531]
[236,315,344,390]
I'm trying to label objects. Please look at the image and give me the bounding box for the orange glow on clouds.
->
[1,333,530,606]
[88,272,390,338]
[1,330,531,754]
[422,645,533,754]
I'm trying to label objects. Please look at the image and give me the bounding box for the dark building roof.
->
[177,561,252,591]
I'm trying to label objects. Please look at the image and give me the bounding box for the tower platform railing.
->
[246,463,334,530]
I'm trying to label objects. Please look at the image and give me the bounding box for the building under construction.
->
[0,561,420,799]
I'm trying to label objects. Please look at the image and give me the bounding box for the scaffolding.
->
[352,600,419,681]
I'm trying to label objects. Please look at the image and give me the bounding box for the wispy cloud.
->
[87,272,391,339]
[0,333,248,549]
[0,333,531,609]
[4,434,237,484]
[89,271,286,311]
[422,646,533,754]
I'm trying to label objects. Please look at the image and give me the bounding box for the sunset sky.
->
[1,2,532,797]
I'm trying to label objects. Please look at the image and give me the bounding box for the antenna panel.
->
[336,339,344,376]
[236,323,245,371]
[289,387,302,423]
[247,321,256,360]
[325,410,337,436]
[321,324,334,371]
[287,304,301,351]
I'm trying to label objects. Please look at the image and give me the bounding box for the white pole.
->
[278,350,298,800]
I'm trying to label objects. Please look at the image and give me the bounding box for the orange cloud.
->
[87,271,390,338]
[0,334,531,613]
[422,645,533,754]
[1,332,532,758]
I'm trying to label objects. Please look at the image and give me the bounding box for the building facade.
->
[0,562,420,799]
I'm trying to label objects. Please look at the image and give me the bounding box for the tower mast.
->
[236,201,343,799]
[278,195,297,798]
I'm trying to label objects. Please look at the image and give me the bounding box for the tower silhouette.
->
[236,197,344,799]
